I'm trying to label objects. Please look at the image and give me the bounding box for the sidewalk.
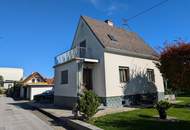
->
[28,102,137,130]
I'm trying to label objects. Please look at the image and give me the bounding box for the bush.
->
[0,88,7,95]
[78,90,100,120]
[0,88,3,94]
[6,87,14,97]
[165,88,174,95]
[155,100,172,119]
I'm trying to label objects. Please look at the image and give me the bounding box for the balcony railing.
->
[55,47,93,65]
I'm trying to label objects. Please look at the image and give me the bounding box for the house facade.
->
[0,67,23,89]
[54,16,165,108]
[20,72,54,100]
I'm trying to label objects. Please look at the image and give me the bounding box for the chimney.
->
[104,19,114,27]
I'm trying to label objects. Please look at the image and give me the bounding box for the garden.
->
[89,96,190,130]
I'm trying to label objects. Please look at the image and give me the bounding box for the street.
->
[0,96,67,130]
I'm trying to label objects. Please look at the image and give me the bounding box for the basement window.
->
[107,34,117,42]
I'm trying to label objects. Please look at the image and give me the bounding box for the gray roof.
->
[82,16,158,59]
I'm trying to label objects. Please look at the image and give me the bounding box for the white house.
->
[54,16,165,108]
[20,72,54,100]
[0,67,23,89]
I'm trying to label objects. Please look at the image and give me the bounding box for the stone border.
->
[29,104,103,130]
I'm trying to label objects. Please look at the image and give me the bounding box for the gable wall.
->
[72,17,106,97]
[25,75,44,84]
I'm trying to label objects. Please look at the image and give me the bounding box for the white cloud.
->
[107,5,117,15]
[89,0,97,5]
[87,0,128,16]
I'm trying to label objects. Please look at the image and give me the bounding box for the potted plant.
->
[155,100,171,119]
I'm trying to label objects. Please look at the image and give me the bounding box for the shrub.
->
[165,88,174,95]
[6,87,14,97]
[78,90,100,120]
[0,75,4,87]
[0,88,3,94]
[155,100,172,119]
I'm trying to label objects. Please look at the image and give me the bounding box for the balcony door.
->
[83,68,92,90]
[79,40,86,58]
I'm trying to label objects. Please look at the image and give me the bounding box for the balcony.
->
[55,47,97,65]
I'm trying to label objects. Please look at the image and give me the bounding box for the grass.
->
[176,97,190,105]
[89,97,190,130]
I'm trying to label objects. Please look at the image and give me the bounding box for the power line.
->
[123,0,169,22]
[123,22,133,32]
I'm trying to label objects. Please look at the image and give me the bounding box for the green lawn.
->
[89,97,190,130]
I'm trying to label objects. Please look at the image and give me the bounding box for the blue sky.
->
[0,0,190,77]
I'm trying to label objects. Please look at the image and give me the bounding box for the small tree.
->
[13,81,23,98]
[6,81,23,98]
[0,75,4,87]
[157,40,190,91]
[78,90,100,120]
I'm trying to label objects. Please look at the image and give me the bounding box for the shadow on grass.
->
[172,104,190,109]
[93,117,190,130]
[138,114,154,119]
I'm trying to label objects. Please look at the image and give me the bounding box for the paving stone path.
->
[0,96,53,130]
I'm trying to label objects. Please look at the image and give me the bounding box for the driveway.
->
[0,96,53,130]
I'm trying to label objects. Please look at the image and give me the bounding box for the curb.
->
[29,103,103,130]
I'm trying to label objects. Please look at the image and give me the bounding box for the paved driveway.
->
[0,96,53,130]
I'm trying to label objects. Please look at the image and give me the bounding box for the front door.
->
[83,68,92,90]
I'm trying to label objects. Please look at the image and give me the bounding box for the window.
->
[119,66,129,83]
[79,40,86,48]
[107,34,117,41]
[32,78,35,83]
[37,78,41,82]
[61,70,68,84]
[79,40,86,57]
[147,69,155,82]
[8,84,12,88]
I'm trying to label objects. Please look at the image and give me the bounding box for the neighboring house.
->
[0,67,23,89]
[54,16,165,108]
[20,72,54,100]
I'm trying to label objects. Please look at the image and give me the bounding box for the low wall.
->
[54,95,78,109]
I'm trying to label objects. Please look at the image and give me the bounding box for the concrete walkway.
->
[94,106,137,117]
[29,102,137,118]
[0,96,53,130]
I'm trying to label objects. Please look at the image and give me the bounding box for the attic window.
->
[32,79,35,83]
[107,34,117,42]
